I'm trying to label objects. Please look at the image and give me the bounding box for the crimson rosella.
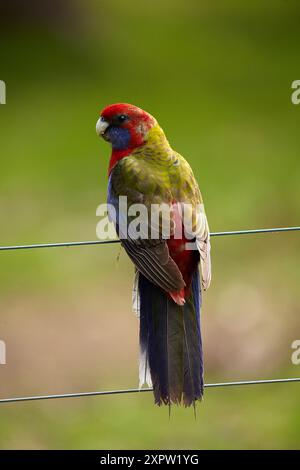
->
[96,103,211,408]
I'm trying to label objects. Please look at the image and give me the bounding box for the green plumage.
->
[110,124,203,215]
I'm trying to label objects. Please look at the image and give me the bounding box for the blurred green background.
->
[0,0,300,449]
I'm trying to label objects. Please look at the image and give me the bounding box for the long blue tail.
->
[138,270,203,407]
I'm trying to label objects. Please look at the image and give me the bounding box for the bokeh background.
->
[0,0,300,450]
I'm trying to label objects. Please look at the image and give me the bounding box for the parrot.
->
[96,103,211,408]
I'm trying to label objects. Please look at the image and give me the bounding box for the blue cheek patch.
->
[108,127,131,150]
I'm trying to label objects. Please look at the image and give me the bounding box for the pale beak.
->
[96,117,109,137]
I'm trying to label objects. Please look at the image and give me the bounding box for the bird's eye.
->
[118,114,127,123]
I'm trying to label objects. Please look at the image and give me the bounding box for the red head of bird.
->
[96,103,157,174]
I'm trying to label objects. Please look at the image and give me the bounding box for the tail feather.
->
[182,271,203,405]
[166,299,184,404]
[138,270,203,406]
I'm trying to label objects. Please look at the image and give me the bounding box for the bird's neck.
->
[108,125,171,175]
[108,148,131,175]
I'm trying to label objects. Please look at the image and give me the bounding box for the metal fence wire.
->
[0,225,299,404]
